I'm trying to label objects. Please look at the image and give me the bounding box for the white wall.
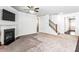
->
[39,12,79,35]
[49,15,57,24]
[46,13,64,34]
[64,17,70,32]
[57,13,65,34]
[39,13,66,34]
[75,14,79,36]
[0,6,37,38]
[0,6,19,44]
[39,15,49,32]
[1,6,79,37]
[0,6,18,25]
[0,6,19,37]
[39,15,57,35]
[51,12,79,35]
[49,13,65,34]
[63,12,79,36]
[17,12,37,36]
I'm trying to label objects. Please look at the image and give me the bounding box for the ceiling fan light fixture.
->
[29,10,35,14]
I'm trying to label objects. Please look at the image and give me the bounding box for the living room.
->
[0,6,79,52]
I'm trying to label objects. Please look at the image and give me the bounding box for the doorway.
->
[64,17,76,35]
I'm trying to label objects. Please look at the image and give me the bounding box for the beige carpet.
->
[0,32,78,52]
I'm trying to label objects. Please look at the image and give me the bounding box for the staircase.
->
[49,20,58,34]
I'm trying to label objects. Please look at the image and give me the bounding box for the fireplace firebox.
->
[4,28,15,45]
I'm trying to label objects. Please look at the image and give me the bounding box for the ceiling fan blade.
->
[35,8,39,9]
[27,6,31,8]
[34,8,39,12]
[27,6,34,8]
[25,6,39,13]
[35,10,39,12]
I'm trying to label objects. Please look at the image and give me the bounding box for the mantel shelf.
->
[0,25,16,26]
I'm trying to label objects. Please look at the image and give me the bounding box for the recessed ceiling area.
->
[12,6,79,16]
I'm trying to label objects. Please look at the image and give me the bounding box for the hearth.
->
[4,28,15,45]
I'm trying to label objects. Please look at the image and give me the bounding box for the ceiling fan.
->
[24,6,39,14]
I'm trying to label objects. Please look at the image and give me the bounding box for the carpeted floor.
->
[0,32,78,52]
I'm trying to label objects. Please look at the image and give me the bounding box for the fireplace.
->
[4,28,15,45]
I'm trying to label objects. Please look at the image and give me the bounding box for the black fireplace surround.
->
[4,28,15,45]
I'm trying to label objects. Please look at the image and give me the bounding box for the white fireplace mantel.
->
[0,25,16,44]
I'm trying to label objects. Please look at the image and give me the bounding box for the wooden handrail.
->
[49,20,56,25]
[56,24,57,32]
[49,20,57,33]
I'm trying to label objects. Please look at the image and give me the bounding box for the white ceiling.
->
[12,6,79,16]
